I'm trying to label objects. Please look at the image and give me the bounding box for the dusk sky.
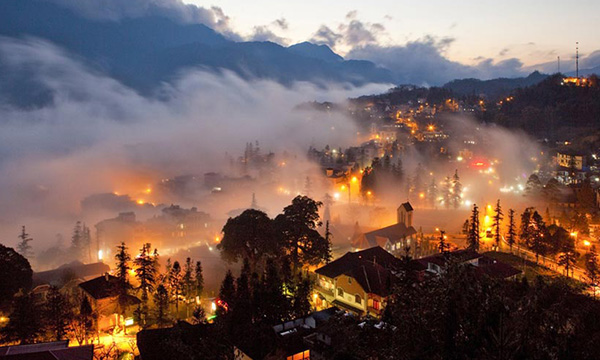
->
[185,0,600,69]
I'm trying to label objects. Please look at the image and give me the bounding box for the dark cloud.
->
[46,0,235,35]
[273,18,289,30]
[248,25,288,45]
[499,48,510,56]
[347,36,526,85]
[310,25,343,47]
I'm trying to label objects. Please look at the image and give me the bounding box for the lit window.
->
[355,294,361,304]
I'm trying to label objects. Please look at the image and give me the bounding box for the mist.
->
[0,37,390,258]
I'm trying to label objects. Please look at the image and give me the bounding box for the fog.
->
[0,37,389,259]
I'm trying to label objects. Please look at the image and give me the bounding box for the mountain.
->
[0,0,394,106]
[287,42,343,63]
[443,71,548,99]
[566,65,600,77]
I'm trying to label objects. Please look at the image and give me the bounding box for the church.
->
[351,202,417,255]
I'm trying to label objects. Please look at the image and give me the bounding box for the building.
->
[352,202,417,255]
[416,250,521,280]
[78,274,141,332]
[556,152,585,171]
[314,246,402,317]
[0,341,93,359]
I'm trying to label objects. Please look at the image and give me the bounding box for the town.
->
[2,1,600,359]
[2,69,600,359]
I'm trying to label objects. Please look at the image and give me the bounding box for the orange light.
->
[419,192,425,199]
[144,188,152,194]
[351,176,358,183]
[341,185,346,191]
[137,199,145,205]
[367,191,372,196]
[584,240,591,246]
[215,236,220,243]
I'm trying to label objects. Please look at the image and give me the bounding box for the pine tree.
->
[438,230,449,254]
[169,261,183,317]
[506,209,517,252]
[428,177,438,208]
[44,286,73,341]
[114,242,132,331]
[72,295,94,345]
[16,226,33,259]
[467,204,480,251]
[1,291,43,344]
[450,170,462,209]
[558,239,579,277]
[183,257,194,317]
[585,246,599,298]
[133,243,157,327]
[195,261,204,298]
[71,221,83,258]
[82,224,92,263]
[153,284,170,328]
[528,211,548,263]
[493,199,504,250]
[218,270,236,315]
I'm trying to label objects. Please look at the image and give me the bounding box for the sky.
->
[184,0,600,68]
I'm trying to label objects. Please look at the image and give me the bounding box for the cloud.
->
[45,0,235,34]
[273,18,289,30]
[310,25,343,48]
[0,36,390,246]
[248,25,288,45]
[310,15,385,49]
[346,36,526,85]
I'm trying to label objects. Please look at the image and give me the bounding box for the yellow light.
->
[145,188,152,194]
[351,176,358,183]
[137,199,145,205]
[419,192,425,199]
[584,240,591,246]
[487,205,492,210]
[313,293,318,301]
[456,156,463,162]
[435,227,440,232]
[211,302,217,312]
[341,185,346,191]
[215,236,220,243]
[427,124,435,131]
[124,318,134,327]
[570,232,577,237]
[98,250,103,261]
[366,191,372,196]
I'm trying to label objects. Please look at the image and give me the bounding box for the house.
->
[416,250,521,280]
[78,274,141,332]
[314,246,402,317]
[352,202,417,255]
[0,341,93,360]
[33,261,110,287]
[235,308,340,360]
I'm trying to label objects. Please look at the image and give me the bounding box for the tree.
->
[450,169,462,209]
[114,242,132,330]
[134,243,157,328]
[467,204,480,251]
[70,221,83,258]
[585,246,599,298]
[557,239,579,277]
[443,176,452,209]
[1,291,43,344]
[525,211,548,263]
[72,295,95,345]
[428,178,438,208]
[506,209,517,252]
[195,261,204,298]
[577,178,597,214]
[44,286,73,341]
[0,244,32,310]
[493,199,504,250]
[274,196,331,270]
[182,257,194,317]
[16,226,33,259]
[82,224,92,263]
[153,284,170,328]
[438,230,449,254]
[525,174,543,198]
[169,261,183,317]
[219,209,278,272]
[218,270,236,316]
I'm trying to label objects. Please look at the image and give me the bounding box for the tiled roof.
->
[78,275,140,305]
[355,223,417,249]
[0,342,93,360]
[33,262,110,286]
[316,246,400,297]
[399,202,413,212]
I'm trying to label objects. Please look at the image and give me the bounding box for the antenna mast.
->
[576,42,579,78]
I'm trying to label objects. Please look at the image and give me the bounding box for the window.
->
[355,294,361,304]
[373,299,380,310]
[337,288,344,297]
